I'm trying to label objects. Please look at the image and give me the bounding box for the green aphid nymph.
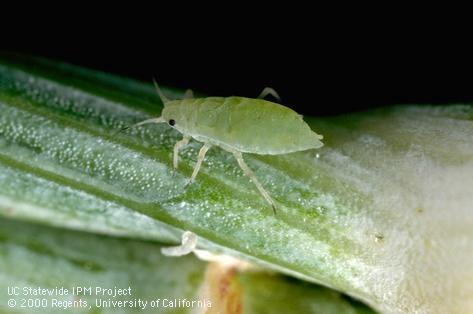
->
[122,83,324,214]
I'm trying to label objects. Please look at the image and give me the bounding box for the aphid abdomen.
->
[177,97,323,155]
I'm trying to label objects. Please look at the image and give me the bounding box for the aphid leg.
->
[232,151,277,214]
[173,135,190,174]
[182,89,194,99]
[186,142,212,186]
[257,87,281,101]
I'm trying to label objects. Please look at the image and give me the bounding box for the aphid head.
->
[161,102,183,132]
[152,79,185,132]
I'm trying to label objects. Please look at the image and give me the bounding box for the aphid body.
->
[127,85,324,213]
[162,97,323,154]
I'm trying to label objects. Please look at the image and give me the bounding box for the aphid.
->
[122,82,324,214]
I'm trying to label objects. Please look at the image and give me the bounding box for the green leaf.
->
[1,53,472,313]
[0,217,373,313]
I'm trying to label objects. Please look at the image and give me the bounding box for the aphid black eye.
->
[168,119,175,126]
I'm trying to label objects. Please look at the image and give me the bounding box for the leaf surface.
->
[0,53,472,313]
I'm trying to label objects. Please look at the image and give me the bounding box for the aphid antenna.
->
[111,117,165,138]
[152,78,170,105]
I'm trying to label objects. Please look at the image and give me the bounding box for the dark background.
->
[5,25,473,116]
